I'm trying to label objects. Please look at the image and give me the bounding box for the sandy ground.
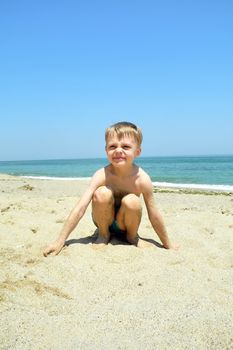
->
[0,174,233,350]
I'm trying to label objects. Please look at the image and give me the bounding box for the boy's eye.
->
[123,145,131,149]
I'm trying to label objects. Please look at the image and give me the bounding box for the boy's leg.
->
[92,186,114,246]
[116,194,141,245]
[116,194,152,248]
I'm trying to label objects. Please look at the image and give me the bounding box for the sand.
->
[0,174,233,350]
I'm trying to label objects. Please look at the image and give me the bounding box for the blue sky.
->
[0,0,232,160]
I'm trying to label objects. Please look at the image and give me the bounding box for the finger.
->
[43,251,50,257]
[43,247,52,257]
[43,249,48,257]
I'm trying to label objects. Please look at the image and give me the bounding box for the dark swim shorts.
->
[109,221,128,242]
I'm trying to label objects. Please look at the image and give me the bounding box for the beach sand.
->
[0,174,233,350]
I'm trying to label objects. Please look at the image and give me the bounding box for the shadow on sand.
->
[65,229,164,249]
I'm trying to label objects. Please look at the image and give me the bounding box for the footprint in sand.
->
[1,278,72,300]
[1,206,11,213]
[19,184,34,191]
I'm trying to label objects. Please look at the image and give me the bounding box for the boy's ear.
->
[135,147,141,157]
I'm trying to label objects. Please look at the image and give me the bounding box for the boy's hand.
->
[43,240,65,257]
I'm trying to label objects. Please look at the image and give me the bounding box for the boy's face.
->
[105,134,141,167]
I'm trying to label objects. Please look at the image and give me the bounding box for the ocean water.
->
[0,155,233,192]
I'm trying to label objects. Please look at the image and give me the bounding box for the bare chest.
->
[106,176,141,204]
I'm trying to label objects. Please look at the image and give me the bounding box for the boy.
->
[43,122,178,256]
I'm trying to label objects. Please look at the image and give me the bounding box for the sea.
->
[0,155,233,192]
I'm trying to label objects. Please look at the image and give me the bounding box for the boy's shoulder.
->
[92,167,107,180]
[89,167,106,186]
[138,166,152,181]
[133,167,155,196]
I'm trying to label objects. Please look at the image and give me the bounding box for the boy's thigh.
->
[115,207,126,231]
[115,197,141,230]
[92,187,114,217]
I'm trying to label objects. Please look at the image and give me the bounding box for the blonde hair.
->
[105,121,143,147]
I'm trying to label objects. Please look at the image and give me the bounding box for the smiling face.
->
[105,134,141,167]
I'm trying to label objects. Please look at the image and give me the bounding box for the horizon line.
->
[1,153,233,163]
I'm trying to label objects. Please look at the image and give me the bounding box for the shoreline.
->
[1,173,233,194]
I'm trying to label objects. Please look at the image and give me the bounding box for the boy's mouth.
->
[113,157,126,161]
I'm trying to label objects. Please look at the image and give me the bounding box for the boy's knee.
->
[92,186,114,204]
[121,194,141,211]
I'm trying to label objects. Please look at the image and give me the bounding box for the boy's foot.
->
[92,234,110,250]
[127,235,154,248]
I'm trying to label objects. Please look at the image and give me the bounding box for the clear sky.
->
[0,0,232,160]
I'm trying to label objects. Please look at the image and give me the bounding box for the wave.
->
[22,176,92,181]
[152,181,233,192]
[21,175,233,192]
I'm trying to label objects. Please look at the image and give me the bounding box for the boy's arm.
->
[43,169,104,256]
[142,175,179,250]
